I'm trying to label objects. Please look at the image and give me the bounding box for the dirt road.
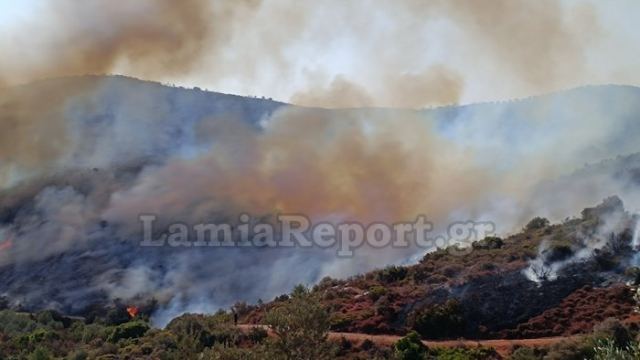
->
[237,325,575,357]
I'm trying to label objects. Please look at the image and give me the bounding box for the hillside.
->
[1,76,640,315]
[1,197,639,359]
[2,77,640,359]
[240,197,639,339]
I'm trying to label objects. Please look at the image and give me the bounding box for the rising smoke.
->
[1,77,640,325]
[0,0,611,107]
[0,1,639,325]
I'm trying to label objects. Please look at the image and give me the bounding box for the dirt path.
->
[237,325,575,357]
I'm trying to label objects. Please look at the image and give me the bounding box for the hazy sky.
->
[0,0,638,107]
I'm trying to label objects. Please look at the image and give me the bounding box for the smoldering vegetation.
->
[1,76,640,325]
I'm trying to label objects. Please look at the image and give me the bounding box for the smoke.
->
[0,0,262,85]
[0,78,639,323]
[0,0,635,325]
[102,106,491,229]
[291,65,464,109]
[432,0,599,91]
[523,197,630,282]
[0,0,612,107]
[0,78,98,186]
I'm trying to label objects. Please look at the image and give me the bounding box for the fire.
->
[126,306,139,318]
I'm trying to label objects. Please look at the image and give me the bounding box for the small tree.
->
[264,285,336,360]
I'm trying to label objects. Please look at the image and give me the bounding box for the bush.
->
[27,328,59,344]
[107,321,149,343]
[68,349,89,360]
[592,318,632,348]
[393,331,427,360]
[377,266,408,283]
[104,307,131,326]
[34,310,66,329]
[544,243,574,263]
[430,346,497,360]
[82,323,109,343]
[368,285,388,301]
[247,326,268,344]
[264,284,336,359]
[412,300,465,339]
[27,347,51,360]
[329,313,354,330]
[525,217,550,231]
[0,310,40,335]
[473,236,504,250]
[166,314,215,352]
[592,338,640,360]
[509,346,543,360]
[202,346,265,360]
[543,337,595,360]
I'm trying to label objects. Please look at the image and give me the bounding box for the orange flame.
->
[126,306,139,318]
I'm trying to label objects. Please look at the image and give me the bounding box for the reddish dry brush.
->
[500,285,636,339]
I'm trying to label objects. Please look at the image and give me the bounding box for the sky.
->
[0,0,639,107]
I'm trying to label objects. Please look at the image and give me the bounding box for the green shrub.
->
[509,347,543,360]
[27,328,59,344]
[543,337,595,360]
[264,285,336,360]
[430,346,497,360]
[329,313,354,330]
[107,320,149,343]
[166,314,213,352]
[0,310,40,335]
[592,318,633,348]
[202,345,265,360]
[592,338,640,360]
[473,236,504,250]
[82,323,109,343]
[34,310,65,329]
[27,347,51,360]
[104,307,130,326]
[368,285,388,301]
[377,266,408,283]
[412,300,465,339]
[393,331,427,360]
[525,217,550,231]
[69,349,89,360]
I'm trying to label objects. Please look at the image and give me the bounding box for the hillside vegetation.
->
[3,198,640,359]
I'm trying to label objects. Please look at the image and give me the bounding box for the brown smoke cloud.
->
[0,78,101,186]
[0,0,259,85]
[287,0,598,107]
[0,0,603,107]
[433,0,599,90]
[292,66,464,109]
[104,107,490,227]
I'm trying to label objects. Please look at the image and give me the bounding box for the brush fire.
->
[126,305,140,318]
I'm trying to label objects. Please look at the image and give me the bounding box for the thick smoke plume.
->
[0,0,637,325]
[0,0,610,107]
[1,77,640,325]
